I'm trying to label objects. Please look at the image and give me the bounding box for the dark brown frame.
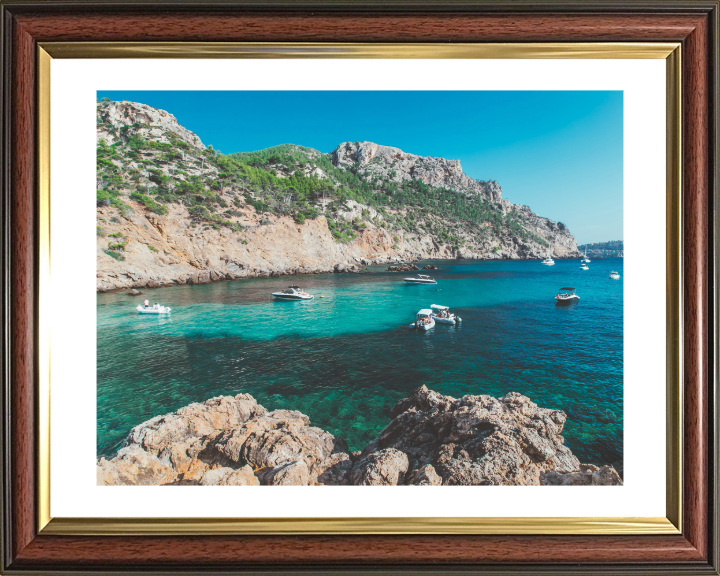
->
[1,1,718,573]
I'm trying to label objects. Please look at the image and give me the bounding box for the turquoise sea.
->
[97,258,624,473]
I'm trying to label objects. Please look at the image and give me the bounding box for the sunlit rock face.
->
[97,387,622,487]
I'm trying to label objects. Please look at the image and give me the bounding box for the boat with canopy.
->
[555,287,580,303]
[409,309,435,330]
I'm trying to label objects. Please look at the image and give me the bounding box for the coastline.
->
[98,254,590,294]
[98,385,623,487]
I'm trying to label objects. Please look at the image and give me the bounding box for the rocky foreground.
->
[97,386,622,486]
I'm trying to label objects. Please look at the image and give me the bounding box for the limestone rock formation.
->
[96,101,582,292]
[540,464,624,486]
[387,264,420,272]
[97,387,622,487]
[369,386,588,486]
[349,448,409,486]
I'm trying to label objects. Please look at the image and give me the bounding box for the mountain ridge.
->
[96,99,582,292]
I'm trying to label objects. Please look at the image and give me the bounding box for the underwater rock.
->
[97,387,622,487]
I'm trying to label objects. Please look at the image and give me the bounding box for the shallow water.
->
[97,258,624,472]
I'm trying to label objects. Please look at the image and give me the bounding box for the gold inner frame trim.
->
[43,516,678,536]
[36,42,683,536]
[40,41,679,59]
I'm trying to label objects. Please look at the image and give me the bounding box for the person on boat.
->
[153,303,159,309]
[144,299,149,309]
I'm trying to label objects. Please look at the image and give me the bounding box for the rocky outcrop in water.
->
[97,386,622,487]
[387,264,419,272]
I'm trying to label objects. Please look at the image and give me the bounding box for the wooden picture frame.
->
[1,1,717,573]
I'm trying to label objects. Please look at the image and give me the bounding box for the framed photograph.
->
[1,1,717,574]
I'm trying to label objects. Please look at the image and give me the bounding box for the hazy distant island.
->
[578,240,624,258]
[96,100,583,292]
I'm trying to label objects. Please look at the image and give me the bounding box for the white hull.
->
[580,265,589,270]
[555,295,580,303]
[404,278,437,284]
[272,293,313,300]
[541,260,555,266]
[409,319,435,330]
[136,305,171,314]
[609,273,620,280]
[432,314,461,325]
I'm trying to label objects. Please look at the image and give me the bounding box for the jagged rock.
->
[97,387,619,487]
[334,263,364,273]
[97,445,177,486]
[214,409,349,486]
[121,394,265,467]
[407,464,442,486]
[540,464,623,486]
[422,264,437,270]
[257,460,310,486]
[126,288,142,295]
[369,386,584,486]
[98,100,205,149]
[200,465,259,486]
[349,448,409,486]
[387,264,419,272]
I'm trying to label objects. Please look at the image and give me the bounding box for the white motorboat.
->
[581,246,591,263]
[430,304,462,325]
[609,271,620,280]
[541,251,555,266]
[580,263,589,270]
[404,274,437,285]
[555,287,580,304]
[136,304,171,314]
[409,309,435,330]
[272,285,314,300]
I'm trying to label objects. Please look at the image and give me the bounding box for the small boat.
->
[609,271,620,280]
[580,263,589,270]
[581,246,591,263]
[404,274,437,285]
[430,304,462,325]
[555,287,580,304]
[272,285,314,300]
[136,304,171,314]
[409,309,435,330]
[541,251,555,266]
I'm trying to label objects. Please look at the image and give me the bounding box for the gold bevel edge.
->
[41,516,679,536]
[38,41,680,60]
[37,46,51,533]
[35,42,684,536]
[665,45,683,532]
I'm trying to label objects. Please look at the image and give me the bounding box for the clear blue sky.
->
[98,90,623,245]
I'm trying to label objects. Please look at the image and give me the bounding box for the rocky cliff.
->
[96,100,582,292]
[97,386,622,487]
